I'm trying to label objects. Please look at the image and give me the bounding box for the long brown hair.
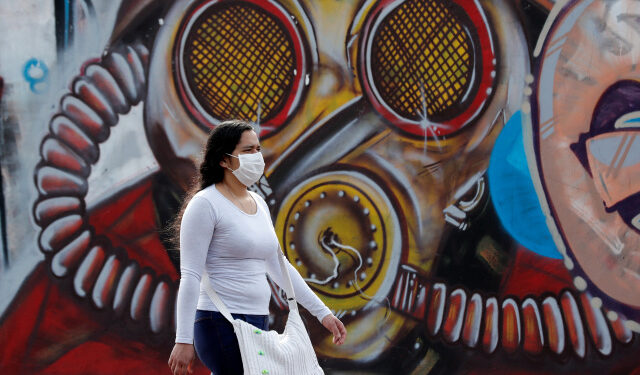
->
[169,120,255,250]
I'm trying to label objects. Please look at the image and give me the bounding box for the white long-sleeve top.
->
[175,184,332,344]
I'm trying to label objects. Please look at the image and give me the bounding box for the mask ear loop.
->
[224,153,238,172]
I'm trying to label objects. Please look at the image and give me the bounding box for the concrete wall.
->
[0,0,639,373]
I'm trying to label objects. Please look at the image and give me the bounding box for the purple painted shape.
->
[570,80,640,233]
[571,80,640,170]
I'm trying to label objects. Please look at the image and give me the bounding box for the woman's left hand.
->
[321,314,347,345]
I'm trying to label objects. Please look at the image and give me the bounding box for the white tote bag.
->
[201,247,324,375]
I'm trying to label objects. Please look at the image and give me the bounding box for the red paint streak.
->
[482,300,497,353]
[426,286,444,335]
[462,295,481,346]
[607,309,633,344]
[500,247,573,297]
[0,265,50,373]
[542,300,562,354]
[501,301,519,353]
[79,58,101,77]
[560,291,583,356]
[522,302,543,355]
[412,281,429,319]
[44,144,85,174]
[579,293,606,354]
[442,291,463,342]
[0,265,208,374]
[88,178,177,279]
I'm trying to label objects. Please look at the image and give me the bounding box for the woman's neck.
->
[219,178,249,197]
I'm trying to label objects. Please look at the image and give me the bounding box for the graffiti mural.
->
[1,0,639,374]
[526,0,640,342]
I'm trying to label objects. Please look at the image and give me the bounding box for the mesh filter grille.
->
[183,3,295,123]
[370,0,474,121]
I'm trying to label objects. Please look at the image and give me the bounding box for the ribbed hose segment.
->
[32,41,176,336]
[389,267,636,357]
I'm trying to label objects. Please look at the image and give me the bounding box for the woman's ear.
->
[219,154,233,170]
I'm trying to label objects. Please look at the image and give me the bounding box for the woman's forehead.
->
[236,130,260,147]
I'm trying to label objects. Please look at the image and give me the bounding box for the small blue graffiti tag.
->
[23,58,49,94]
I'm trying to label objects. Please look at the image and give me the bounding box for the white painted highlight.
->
[502,298,522,346]
[543,296,565,354]
[562,291,586,358]
[485,297,499,353]
[523,298,545,347]
[574,276,587,291]
[464,293,483,348]
[447,289,467,343]
[430,283,447,336]
[624,320,640,333]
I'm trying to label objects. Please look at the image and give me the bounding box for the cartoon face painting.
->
[529,0,640,325]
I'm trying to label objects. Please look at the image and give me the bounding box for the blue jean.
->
[193,310,269,375]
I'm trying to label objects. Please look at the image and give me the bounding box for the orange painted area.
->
[542,302,561,354]
[501,301,519,353]
[522,303,543,355]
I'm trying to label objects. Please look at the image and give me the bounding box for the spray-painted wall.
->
[1,0,639,373]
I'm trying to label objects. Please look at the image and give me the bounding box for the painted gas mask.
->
[34,0,592,366]
[142,0,530,364]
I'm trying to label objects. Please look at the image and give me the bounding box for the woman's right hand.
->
[168,343,196,375]
[321,314,347,345]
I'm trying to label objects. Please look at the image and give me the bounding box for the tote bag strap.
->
[201,244,298,323]
[200,275,235,322]
[276,244,299,312]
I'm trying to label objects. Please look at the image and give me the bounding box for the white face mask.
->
[226,152,265,187]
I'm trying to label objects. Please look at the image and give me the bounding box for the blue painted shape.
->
[488,111,561,258]
[22,58,49,94]
[622,117,640,125]
[64,0,70,48]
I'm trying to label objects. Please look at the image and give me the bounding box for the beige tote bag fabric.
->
[201,247,324,375]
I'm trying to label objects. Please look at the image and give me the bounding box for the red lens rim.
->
[173,0,309,138]
[358,0,497,138]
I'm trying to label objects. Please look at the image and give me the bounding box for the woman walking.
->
[168,120,346,375]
